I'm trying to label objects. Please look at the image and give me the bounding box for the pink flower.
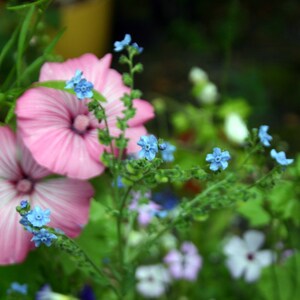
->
[164,242,202,281]
[16,53,154,180]
[0,127,94,265]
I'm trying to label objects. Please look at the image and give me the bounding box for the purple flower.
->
[164,242,202,281]
[129,191,162,226]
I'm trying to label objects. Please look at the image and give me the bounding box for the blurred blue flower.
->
[74,79,94,100]
[270,149,293,166]
[137,135,158,161]
[20,200,28,209]
[31,229,57,247]
[153,191,179,211]
[153,190,179,218]
[65,70,83,89]
[132,42,143,53]
[79,285,96,300]
[258,125,272,147]
[206,147,231,171]
[114,34,132,52]
[7,282,28,295]
[161,142,176,162]
[27,206,50,227]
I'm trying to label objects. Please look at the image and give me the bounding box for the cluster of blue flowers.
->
[18,201,57,247]
[65,69,94,100]
[258,125,293,166]
[137,135,176,162]
[113,34,143,53]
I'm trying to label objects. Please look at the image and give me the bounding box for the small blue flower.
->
[270,149,293,166]
[79,285,96,300]
[206,147,231,171]
[158,142,167,151]
[7,282,28,295]
[114,34,132,52]
[132,42,143,54]
[258,125,272,147]
[65,69,83,89]
[27,206,50,227]
[152,190,179,218]
[74,79,94,100]
[31,228,57,247]
[20,214,30,226]
[161,142,176,162]
[137,135,158,161]
[20,200,28,209]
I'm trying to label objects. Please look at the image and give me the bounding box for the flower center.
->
[16,179,33,194]
[215,155,221,162]
[145,144,150,151]
[35,214,42,220]
[73,114,90,133]
[247,253,255,261]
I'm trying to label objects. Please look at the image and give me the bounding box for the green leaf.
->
[16,5,35,85]
[6,0,49,10]
[237,197,271,226]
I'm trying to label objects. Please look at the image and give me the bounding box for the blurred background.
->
[1,0,300,152]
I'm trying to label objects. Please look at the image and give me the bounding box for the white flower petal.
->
[243,230,265,252]
[226,257,247,279]
[224,236,248,256]
[244,262,261,282]
[256,250,274,267]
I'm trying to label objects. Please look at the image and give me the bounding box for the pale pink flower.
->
[164,241,202,281]
[16,53,154,180]
[0,127,94,265]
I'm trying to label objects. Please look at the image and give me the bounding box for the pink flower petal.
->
[32,178,94,237]
[128,99,155,127]
[0,180,31,265]
[17,134,51,179]
[0,127,22,180]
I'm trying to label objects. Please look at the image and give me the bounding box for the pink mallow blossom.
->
[0,127,93,265]
[164,241,202,281]
[16,53,154,180]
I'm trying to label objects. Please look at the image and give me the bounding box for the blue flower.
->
[258,125,272,147]
[161,142,176,162]
[79,285,96,300]
[206,147,231,171]
[7,282,28,295]
[27,206,51,227]
[19,214,30,226]
[152,190,179,218]
[132,42,143,54]
[20,200,28,209]
[270,149,293,166]
[114,34,132,52]
[137,135,159,161]
[74,79,94,100]
[31,229,57,247]
[65,69,83,89]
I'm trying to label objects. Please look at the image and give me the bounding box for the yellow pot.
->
[54,0,113,58]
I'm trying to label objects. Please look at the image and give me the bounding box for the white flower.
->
[224,113,249,144]
[224,230,274,282]
[136,264,171,298]
[198,82,218,104]
[36,285,78,300]
[189,67,208,85]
